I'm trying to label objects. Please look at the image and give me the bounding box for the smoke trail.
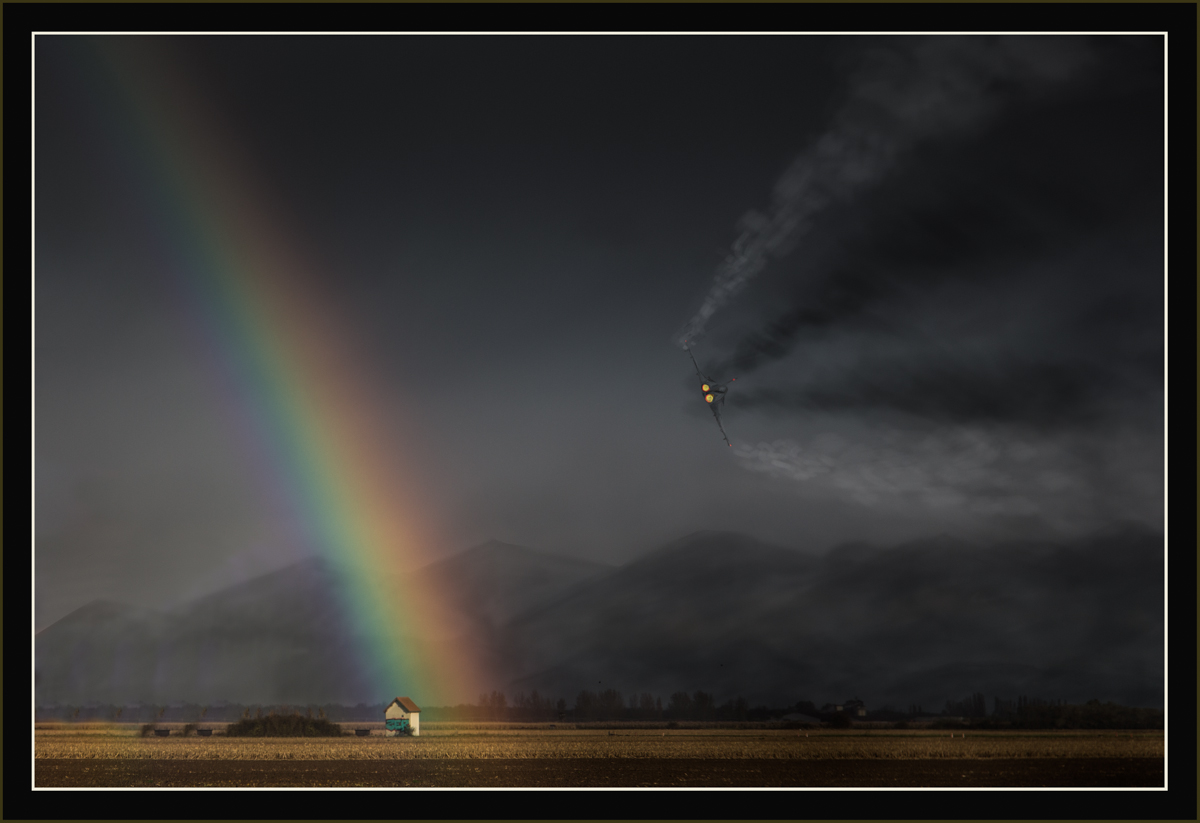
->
[732,423,1163,533]
[676,35,1093,347]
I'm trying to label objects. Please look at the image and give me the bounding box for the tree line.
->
[941,695,1163,729]
[36,692,1163,729]
[426,689,757,722]
[35,702,403,724]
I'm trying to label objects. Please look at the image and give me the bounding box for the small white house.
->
[385,696,421,737]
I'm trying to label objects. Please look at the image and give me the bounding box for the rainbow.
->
[68,38,480,705]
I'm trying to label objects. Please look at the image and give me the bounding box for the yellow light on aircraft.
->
[702,384,709,391]
[705,394,714,403]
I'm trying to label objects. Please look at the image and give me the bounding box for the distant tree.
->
[972,693,987,718]
[597,689,624,721]
[638,693,656,719]
[574,690,598,720]
[992,696,1018,718]
[693,691,715,721]
[944,695,987,718]
[488,691,508,721]
[668,692,693,720]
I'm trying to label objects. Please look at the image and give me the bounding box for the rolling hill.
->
[35,526,1163,709]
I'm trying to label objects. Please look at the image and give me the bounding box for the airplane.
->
[684,341,735,447]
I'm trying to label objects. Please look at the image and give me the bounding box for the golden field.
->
[33,726,1163,761]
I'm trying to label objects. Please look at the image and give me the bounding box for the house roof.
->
[390,696,421,713]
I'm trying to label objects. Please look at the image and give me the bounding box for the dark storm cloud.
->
[732,421,1163,534]
[706,37,1162,435]
[677,34,1098,346]
[33,30,1166,718]
[736,359,1106,426]
[712,37,1162,536]
[34,33,1165,639]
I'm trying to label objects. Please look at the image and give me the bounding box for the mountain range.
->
[35,527,1164,709]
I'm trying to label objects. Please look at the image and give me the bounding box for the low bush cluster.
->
[224,713,343,737]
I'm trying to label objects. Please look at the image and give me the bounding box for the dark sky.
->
[35,35,1164,630]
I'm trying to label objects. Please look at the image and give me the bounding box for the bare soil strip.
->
[32,730,1164,761]
[35,757,1164,788]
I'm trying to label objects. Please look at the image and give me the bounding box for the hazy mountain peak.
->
[36,599,156,635]
[463,538,553,560]
[167,555,334,616]
[35,527,1162,707]
[414,538,615,628]
[637,530,805,566]
[433,538,613,572]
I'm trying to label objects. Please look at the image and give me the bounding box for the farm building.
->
[844,698,867,717]
[385,696,421,737]
[820,699,867,718]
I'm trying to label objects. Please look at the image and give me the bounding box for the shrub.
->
[181,723,198,737]
[139,723,157,737]
[224,713,343,737]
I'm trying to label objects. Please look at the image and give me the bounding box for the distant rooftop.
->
[390,696,420,713]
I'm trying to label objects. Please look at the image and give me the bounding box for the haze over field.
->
[37,527,1162,708]
[35,33,1164,711]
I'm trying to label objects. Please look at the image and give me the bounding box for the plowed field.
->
[32,728,1164,788]
[35,757,1164,787]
